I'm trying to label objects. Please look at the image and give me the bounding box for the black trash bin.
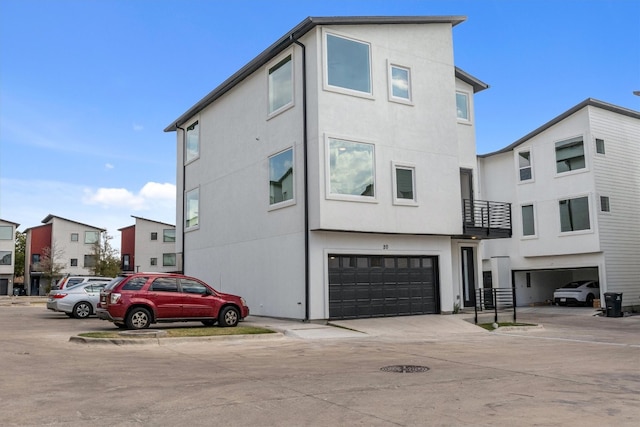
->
[604,292,623,317]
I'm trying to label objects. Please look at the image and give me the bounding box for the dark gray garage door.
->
[328,255,440,320]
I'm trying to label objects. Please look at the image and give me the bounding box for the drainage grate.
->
[380,365,430,373]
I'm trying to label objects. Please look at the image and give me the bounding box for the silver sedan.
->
[47,282,109,319]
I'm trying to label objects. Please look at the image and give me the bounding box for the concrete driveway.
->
[1,300,639,426]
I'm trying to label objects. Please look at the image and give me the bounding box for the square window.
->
[0,226,12,240]
[393,163,416,204]
[595,138,605,154]
[150,257,157,266]
[269,148,294,205]
[556,137,585,173]
[326,33,371,94]
[185,188,199,229]
[600,196,610,212]
[521,204,535,236]
[185,121,199,163]
[327,138,375,198]
[0,251,12,265]
[518,150,532,181]
[84,254,97,268]
[70,233,79,242]
[389,64,411,102]
[151,232,158,241]
[559,196,590,232]
[268,55,293,114]
[84,231,99,244]
[456,92,470,121]
[163,253,176,267]
[70,258,78,267]
[163,229,176,242]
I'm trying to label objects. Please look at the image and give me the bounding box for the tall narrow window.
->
[185,188,199,229]
[268,55,293,114]
[518,150,532,181]
[185,121,199,163]
[326,33,371,94]
[556,137,585,173]
[328,138,375,198]
[521,204,535,236]
[595,138,605,154]
[393,163,416,204]
[559,196,590,232]
[456,92,470,121]
[269,148,294,205]
[389,64,411,102]
[600,196,610,212]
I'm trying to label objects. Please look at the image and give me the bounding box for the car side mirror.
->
[203,288,213,296]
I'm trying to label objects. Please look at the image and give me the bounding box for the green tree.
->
[90,232,121,277]
[14,231,25,278]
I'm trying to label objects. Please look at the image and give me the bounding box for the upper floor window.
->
[32,254,40,264]
[600,196,610,212]
[325,33,371,95]
[393,163,416,205]
[456,91,470,121]
[70,233,79,242]
[268,55,293,115]
[559,196,590,232]
[521,204,536,237]
[327,138,375,199]
[185,188,199,230]
[151,232,158,241]
[0,226,12,240]
[595,138,605,155]
[185,121,199,164]
[518,150,533,181]
[84,231,99,244]
[0,251,12,265]
[555,137,585,173]
[269,148,294,206]
[163,253,177,267]
[388,64,411,103]
[163,229,176,242]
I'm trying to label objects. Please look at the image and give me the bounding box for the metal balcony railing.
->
[462,199,512,239]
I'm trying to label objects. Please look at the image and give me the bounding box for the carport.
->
[512,266,599,307]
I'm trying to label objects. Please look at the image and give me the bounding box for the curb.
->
[69,331,285,345]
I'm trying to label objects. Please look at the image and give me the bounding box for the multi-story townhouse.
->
[165,16,511,320]
[24,215,105,295]
[0,219,20,295]
[479,99,640,310]
[119,216,178,273]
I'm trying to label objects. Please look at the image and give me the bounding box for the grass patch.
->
[478,322,537,331]
[79,326,276,339]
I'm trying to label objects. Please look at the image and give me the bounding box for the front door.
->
[461,247,476,307]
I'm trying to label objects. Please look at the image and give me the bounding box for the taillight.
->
[53,293,67,299]
[110,293,121,304]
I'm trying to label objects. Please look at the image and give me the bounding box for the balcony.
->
[462,199,512,239]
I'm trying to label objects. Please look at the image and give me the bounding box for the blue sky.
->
[1,0,638,249]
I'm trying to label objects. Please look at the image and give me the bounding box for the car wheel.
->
[201,320,217,327]
[126,307,152,329]
[586,294,595,306]
[72,302,92,319]
[218,306,239,327]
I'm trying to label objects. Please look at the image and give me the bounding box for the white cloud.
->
[133,123,144,131]
[105,163,114,170]
[83,182,176,212]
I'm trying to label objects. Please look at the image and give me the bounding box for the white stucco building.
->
[0,219,20,295]
[119,216,178,273]
[165,16,512,320]
[479,99,640,310]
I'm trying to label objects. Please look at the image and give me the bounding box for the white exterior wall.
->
[0,220,17,294]
[134,218,177,273]
[49,217,102,275]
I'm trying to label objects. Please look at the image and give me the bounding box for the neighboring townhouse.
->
[0,219,20,295]
[165,16,511,320]
[24,215,105,295]
[119,216,179,273]
[479,99,640,310]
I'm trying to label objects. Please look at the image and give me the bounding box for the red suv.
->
[98,273,249,329]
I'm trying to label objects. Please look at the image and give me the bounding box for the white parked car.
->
[47,281,109,318]
[553,280,600,306]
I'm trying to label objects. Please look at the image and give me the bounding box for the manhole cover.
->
[380,365,430,373]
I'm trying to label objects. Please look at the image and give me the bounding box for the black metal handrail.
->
[462,199,512,235]
[474,288,517,324]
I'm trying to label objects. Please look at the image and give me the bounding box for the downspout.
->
[291,36,310,322]
[176,123,186,274]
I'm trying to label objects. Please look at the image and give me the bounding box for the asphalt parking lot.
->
[1,299,639,426]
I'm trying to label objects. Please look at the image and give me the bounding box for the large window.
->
[328,138,375,198]
[84,254,97,268]
[84,231,99,244]
[518,150,532,181]
[559,196,590,232]
[521,204,535,236]
[268,55,293,114]
[0,226,11,240]
[163,229,176,242]
[456,91,470,121]
[326,33,371,94]
[393,163,416,204]
[389,64,411,102]
[0,251,11,265]
[556,137,585,173]
[185,188,199,229]
[185,121,199,163]
[163,253,177,267]
[269,148,294,205]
